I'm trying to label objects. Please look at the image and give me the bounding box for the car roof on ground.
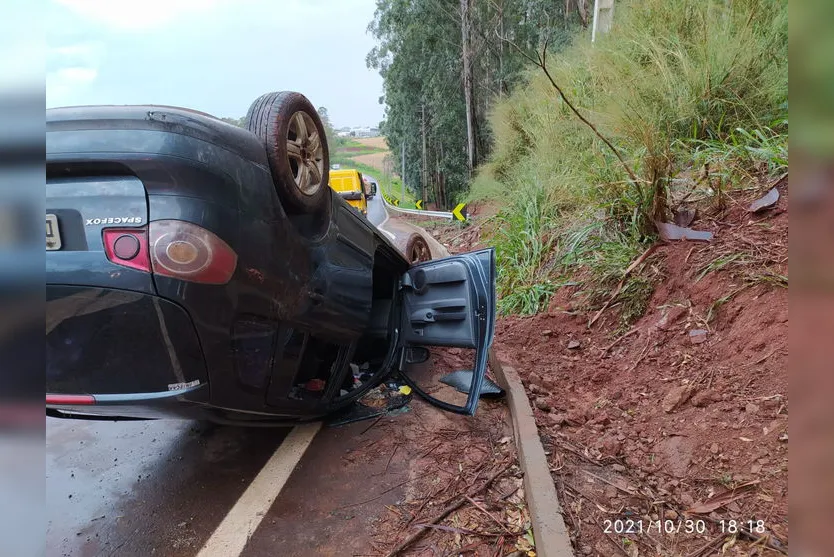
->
[46,105,267,165]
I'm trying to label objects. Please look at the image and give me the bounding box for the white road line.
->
[378,207,390,229]
[196,422,322,557]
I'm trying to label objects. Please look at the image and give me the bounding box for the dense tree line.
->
[367,0,587,209]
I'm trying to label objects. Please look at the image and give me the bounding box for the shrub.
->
[474,0,787,317]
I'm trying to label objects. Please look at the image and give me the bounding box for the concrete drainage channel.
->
[489,348,575,557]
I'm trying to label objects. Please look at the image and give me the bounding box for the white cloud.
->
[53,67,98,83]
[46,41,104,106]
[48,41,103,66]
[47,67,99,107]
[43,0,386,125]
[51,0,224,32]
[51,44,95,57]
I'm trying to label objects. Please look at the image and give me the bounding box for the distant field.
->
[355,136,389,150]
[335,136,391,175]
[331,136,417,208]
[352,152,388,174]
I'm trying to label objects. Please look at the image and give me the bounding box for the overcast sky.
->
[45,0,386,128]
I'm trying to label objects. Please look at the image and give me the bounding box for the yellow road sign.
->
[415,199,423,210]
[452,203,467,221]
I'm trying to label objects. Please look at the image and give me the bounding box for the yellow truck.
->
[328,168,368,216]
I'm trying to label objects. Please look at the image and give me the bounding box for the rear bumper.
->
[46,285,209,416]
[46,384,206,419]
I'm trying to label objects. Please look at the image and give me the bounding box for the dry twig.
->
[589,244,659,327]
[464,495,516,535]
[497,33,639,184]
[384,463,512,557]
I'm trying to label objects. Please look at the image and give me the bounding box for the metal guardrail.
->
[381,194,456,219]
[364,173,467,221]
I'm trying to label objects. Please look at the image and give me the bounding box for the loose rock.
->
[691,390,719,408]
[663,385,694,413]
[566,409,588,425]
[535,398,552,412]
[689,329,708,344]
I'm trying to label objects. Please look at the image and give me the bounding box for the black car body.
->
[46,99,496,425]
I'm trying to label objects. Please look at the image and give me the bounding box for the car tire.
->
[245,91,330,215]
[406,234,432,264]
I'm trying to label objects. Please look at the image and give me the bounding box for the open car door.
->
[396,248,496,415]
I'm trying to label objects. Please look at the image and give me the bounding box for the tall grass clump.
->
[475,0,787,318]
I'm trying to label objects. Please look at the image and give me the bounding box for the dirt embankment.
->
[433,184,789,556]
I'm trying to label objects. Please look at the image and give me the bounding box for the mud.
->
[437,183,789,556]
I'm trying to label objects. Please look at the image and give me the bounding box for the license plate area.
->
[46,213,61,251]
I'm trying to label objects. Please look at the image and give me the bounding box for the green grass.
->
[706,286,746,324]
[684,122,788,187]
[492,180,559,315]
[696,252,753,282]
[471,0,787,319]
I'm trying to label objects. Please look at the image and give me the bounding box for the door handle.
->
[410,308,466,324]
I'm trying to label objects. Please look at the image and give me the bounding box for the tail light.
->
[103,228,151,273]
[103,220,238,285]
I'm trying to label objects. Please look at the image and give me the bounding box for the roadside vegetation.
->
[368,0,581,210]
[468,0,787,316]
[330,149,419,209]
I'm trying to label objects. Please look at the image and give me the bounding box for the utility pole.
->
[592,0,615,43]
[421,103,427,206]
[498,0,505,97]
[401,139,406,203]
[460,0,476,177]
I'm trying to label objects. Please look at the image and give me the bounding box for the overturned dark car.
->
[46,91,496,425]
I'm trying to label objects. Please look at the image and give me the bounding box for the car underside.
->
[46,93,495,426]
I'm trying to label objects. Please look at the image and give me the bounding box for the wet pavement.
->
[364,184,450,259]
[46,417,289,557]
[366,192,387,226]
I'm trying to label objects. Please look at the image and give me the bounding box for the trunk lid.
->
[46,176,154,294]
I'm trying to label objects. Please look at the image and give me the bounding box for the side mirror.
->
[404,347,430,364]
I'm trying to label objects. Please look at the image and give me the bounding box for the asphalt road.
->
[46,417,291,556]
[365,182,387,226]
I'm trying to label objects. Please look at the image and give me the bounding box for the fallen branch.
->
[384,463,512,557]
[464,495,517,535]
[498,33,639,185]
[697,515,788,555]
[589,244,659,327]
[583,470,637,496]
[333,469,437,511]
[601,326,640,352]
[446,214,498,244]
[684,536,724,557]
[626,334,652,373]
[752,347,783,366]
[414,522,503,538]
